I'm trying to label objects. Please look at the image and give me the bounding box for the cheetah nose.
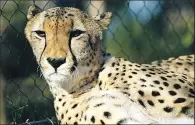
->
[47,57,66,70]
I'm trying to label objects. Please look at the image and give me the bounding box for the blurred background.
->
[0,0,194,124]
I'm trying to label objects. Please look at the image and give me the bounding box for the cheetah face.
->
[25,5,111,90]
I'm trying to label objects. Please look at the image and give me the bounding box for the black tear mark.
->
[69,29,78,72]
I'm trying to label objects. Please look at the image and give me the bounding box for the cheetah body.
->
[25,6,194,124]
[54,55,194,124]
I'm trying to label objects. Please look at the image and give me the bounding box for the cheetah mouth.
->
[48,72,68,77]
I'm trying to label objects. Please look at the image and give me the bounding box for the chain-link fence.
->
[0,0,194,124]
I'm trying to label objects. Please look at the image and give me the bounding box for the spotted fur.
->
[25,5,194,124]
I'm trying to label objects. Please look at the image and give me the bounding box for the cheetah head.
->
[25,5,112,92]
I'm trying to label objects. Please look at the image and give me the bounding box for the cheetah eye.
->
[71,30,85,38]
[34,30,46,38]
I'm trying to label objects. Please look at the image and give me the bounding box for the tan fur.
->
[43,19,71,58]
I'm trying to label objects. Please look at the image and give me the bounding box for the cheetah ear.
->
[94,12,112,29]
[27,5,42,20]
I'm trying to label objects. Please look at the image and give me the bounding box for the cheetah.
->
[25,5,194,124]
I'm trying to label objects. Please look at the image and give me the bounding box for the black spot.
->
[159,87,163,90]
[68,117,71,120]
[132,71,137,74]
[173,84,181,89]
[56,106,59,111]
[84,115,87,121]
[104,111,111,118]
[99,81,102,86]
[123,81,127,83]
[128,75,132,78]
[91,116,95,123]
[147,100,154,106]
[149,72,156,75]
[128,64,132,66]
[110,82,114,85]
[160,76,167,81]
[164,107,173,113]
[116,68,119,70]
[152,91,160,96]
[121,73,125,76]
[163,82,169,87]
[146,74,151,77]
[70,66,76,72]
[135,64,141,67]
[153,80,160,85]
[72,103,78,109]
[59,98,62,101]
[61,114,64,119]
[113,77,117,80]
[141,85,147,87]
[178,79,185,83]
[182,75,187,79]
[138,99,146,108]
[84,14,88,18]
[74,122,78,125]
[176,62,183,65]
[141,68,147,71]
[66,110,68,114]
[158,99,164,103]
[122,91,131,96]
[150,85,155,87]
[187,62,193,65]
[138,90,144,96]
[108,73,112,77]
[117,119,127,125]
[181,106,190,114]
[100,120,105,125]
[184,68,189,71]
[100,13,106,19]
[62,102,66,106]
[94,103,104,107]
[149,68,155,71]
[75,113,79,117]
[100,67,105,72]
[189,89,195,95]
[112,62,115,67]
[140,78,146,82]
[68,13,74,16]
[188,94,194,98]
[174,98,186,103]
[123,70,126,72]
[166,75,172,78]
[124,87,129,90]
[169,91,177,96]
